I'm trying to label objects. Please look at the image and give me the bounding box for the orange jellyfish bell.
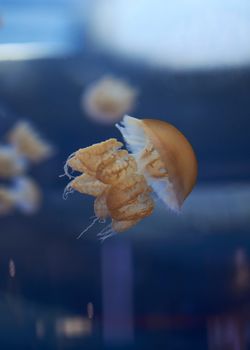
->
[116,115,198,211]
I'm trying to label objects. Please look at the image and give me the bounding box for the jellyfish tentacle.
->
[62,151,77,178]
[97,223,116,242]
[99,231,116,243]
[77,217,100,239]
[63,182,75,200]
[139,143,168,178]
[97,222,112,237]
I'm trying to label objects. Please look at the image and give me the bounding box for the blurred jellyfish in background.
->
[55,316,92,338]
[232,248,250,293]
[81,76,138,124]
[0,186,16,215]
[0,145,26,178]
[64,115,197,239]
[13,177,42,214]
[0,121,53,215]
[8,121,53,163]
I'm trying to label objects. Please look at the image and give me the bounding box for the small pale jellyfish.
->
[8,121,53,163]
[0,186,16,215]
[14,177,42,214]
[64,115,197,239]
[0,178,41,215]
[0,145,26,178]
[81,76,138,124]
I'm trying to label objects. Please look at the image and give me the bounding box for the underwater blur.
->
[0,0,250,349]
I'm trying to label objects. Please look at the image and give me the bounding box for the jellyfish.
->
[0,177,41,215]
[0,120,52,216]
[81,76,138,124]
[0,186,16,215]
[13,177,42,214]
[64,115,197,239]
[0,145,26,178]
[8,121,53,163]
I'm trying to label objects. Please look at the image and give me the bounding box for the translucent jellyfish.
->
[81,76,138,124]
[0,177,42,216]
[8,121,53,163]
[0,186,16,215]
[64,115,197,239]
[0,145,26,178]
[0,121,52,216]
[14,177,42,214]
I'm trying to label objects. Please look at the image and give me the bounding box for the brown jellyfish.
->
[81,76,138,124]
[64,115,197,239]
[116,115,198,211]
[8,121,53,163]
[64,137,153,239]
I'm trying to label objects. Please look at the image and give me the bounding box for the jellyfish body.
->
[64,115,197,238]
[0,187,16,215]
[0,121,52,216]
[0,177,41,215]
[0,145,26,178]
[81,76,138,124]
[14,177,41,214]
[8,121,53,163]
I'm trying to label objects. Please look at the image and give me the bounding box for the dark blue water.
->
[0,10,250,348]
